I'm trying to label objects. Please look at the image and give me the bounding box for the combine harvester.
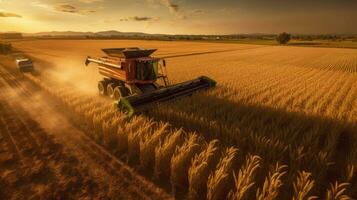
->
[85,48,216,116]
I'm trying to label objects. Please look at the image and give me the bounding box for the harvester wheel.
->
[113,86,128,100]
[107,83,116,98]
[98,80,108,96]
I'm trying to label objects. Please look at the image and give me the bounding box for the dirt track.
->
[0,63,172,199]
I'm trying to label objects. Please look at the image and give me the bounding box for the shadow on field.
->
[146,88,357,197]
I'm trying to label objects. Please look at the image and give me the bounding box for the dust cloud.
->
[33,54,102,95]
[0,71,62,130]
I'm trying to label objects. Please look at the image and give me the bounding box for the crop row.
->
[25,73,355,199]
[149,59,357,198]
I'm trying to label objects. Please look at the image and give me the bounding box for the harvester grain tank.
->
[85,47,216,116]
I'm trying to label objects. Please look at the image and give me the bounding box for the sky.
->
[0,0,356,34]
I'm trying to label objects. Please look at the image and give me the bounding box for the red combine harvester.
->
[85,47,216,116]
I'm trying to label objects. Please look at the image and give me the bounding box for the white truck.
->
[15,57,34,72]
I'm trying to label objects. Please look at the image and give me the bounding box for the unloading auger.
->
[85,47,216,116]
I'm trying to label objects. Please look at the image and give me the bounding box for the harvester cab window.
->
[136,60,158,81]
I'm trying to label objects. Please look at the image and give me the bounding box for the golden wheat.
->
[207,147,238,200]
[140,122,169,171]
[292,171,317,200]
[256,163,287,200]
[188,139,220,200]
[20,40,357,199]
[154,129,184,179]
[128,120,155,163]
[229,154,261,200]
[170,133,201,195]
[325,182,352,200]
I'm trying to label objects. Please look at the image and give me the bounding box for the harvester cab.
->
[85,47,216,116]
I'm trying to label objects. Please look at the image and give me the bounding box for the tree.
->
[276,32,291,45]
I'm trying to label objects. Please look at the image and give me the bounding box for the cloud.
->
[79,0,103,3]
[119,16,159,22]
[0,12,22,18]
[55,4,77,13]
[147,0,185,19]
[161,0,179,13]
[31,1,52,9]
[132,16,153,21]
[54,4,96,14]
[191,9,204,14]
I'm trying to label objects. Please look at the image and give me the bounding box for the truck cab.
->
[15,57,34,72]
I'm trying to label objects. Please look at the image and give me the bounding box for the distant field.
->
[203,39,357,49]
[5,39,357,199]
[6,37,357,49]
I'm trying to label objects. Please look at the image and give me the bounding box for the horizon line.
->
[1,30,357,36]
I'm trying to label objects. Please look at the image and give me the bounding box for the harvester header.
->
[85,47,216,116]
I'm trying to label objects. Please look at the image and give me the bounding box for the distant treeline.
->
[26,33,357,41]
[292,34,357,41]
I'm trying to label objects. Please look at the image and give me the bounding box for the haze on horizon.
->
[0,0,356,35]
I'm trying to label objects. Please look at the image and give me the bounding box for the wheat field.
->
[10,40,357,199]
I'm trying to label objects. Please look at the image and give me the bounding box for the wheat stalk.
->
[154,129,184,179]
[116,125,128,154]
[128,121,155,163]
[256,163,287,200]
[229,154,261,200]
[140,122,169,171]
[207,147,238,200]
[102,116,123,151]
[188,139,220,200]
[126,116,148,133]
[325,182,352,200]
[292,171,318,200]
[170,133,201,195]
[92,113,103,142]
[345,165,355,182]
